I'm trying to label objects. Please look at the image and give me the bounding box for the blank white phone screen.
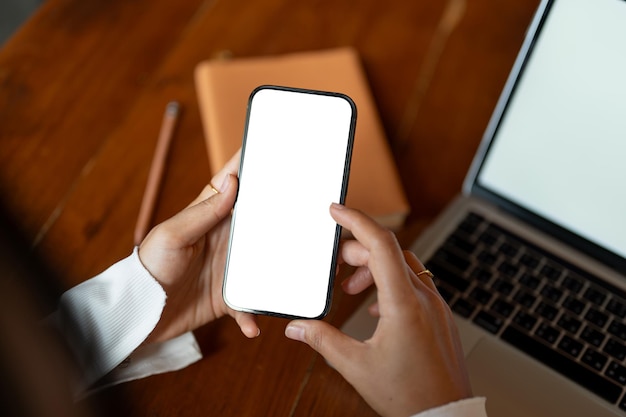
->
[223,87,356,319]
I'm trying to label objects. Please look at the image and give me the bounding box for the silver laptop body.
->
[342,0,626,415]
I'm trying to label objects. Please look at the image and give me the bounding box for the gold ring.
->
[416,269,434,279]
[210,184,219,194]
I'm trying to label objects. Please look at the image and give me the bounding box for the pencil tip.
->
[166,101,180,115]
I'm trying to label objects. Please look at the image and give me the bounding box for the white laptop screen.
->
[476,0,626,261]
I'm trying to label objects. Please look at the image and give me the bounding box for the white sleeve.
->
[51,248,202,396]
[409,397,487,417]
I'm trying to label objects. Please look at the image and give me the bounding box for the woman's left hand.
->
[139,150,260,343]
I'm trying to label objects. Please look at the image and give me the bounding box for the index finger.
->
[164,175,238,245]
[330,203,416,313]
[188,149,242,207]
[211,148,242,191]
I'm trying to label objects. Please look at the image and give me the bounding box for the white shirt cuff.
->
[82,331,202,398]
[53,248,202,395]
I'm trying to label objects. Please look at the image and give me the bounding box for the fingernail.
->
[246,326,261,338]
[330,202,345,210]
[285,323,305,342]
[219,174,232,193]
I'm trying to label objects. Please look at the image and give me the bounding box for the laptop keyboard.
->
[427,212,626,409]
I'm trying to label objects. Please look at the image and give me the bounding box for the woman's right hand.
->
[286,204,472,417]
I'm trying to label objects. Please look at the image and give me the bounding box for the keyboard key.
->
[476,250,497,266]
[607,298,626,319]
[513,311,538,331]
[535,322,561,344]
[558,335,583,358]
[428,260,470,292]
[469,286,492,305]
[469,266,493,284]
[535,301,559,321]
[585,308,609,329]
[608,320,626,341]
[497,261,519,278]
[501,326,622,404]
[519,252,540,269]
[432,248,471,272]
[478,230,498,245]
[584,287,607,306]
[514,289,537,309]
[492,278,514,296]
[582,348,608,372]
[562,296,586,315]
[473,310,504,334]
[619,392,626,412]
[606,361,626,386]
[540,284,563,303]
[581,326,606,347]
[458,213,484,235]
[518,272,540,290]
[498,241,520,258]
[540,264,562,281]
[452,298,476,318]
[604,338,626,361]
[446,233,476,255]
[491,298,515,318]
[561,275,583,294]
[557,314,582,334]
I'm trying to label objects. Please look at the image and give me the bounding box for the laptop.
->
[342,0,626,415]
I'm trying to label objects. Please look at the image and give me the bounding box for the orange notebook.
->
[194,48,409,230]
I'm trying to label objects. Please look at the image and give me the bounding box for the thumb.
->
[164,174,237,245]
[285,320,359,370]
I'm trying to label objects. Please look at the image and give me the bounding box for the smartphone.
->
[222,85,357,319]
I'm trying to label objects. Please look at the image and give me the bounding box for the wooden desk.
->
[0,0,538,415]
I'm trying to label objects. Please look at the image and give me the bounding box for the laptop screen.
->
[473,0,626,265]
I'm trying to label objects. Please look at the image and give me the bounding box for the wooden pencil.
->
[134,101,180,246]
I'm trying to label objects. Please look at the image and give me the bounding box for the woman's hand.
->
[138,150,260,343]
[285,204,472,417]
